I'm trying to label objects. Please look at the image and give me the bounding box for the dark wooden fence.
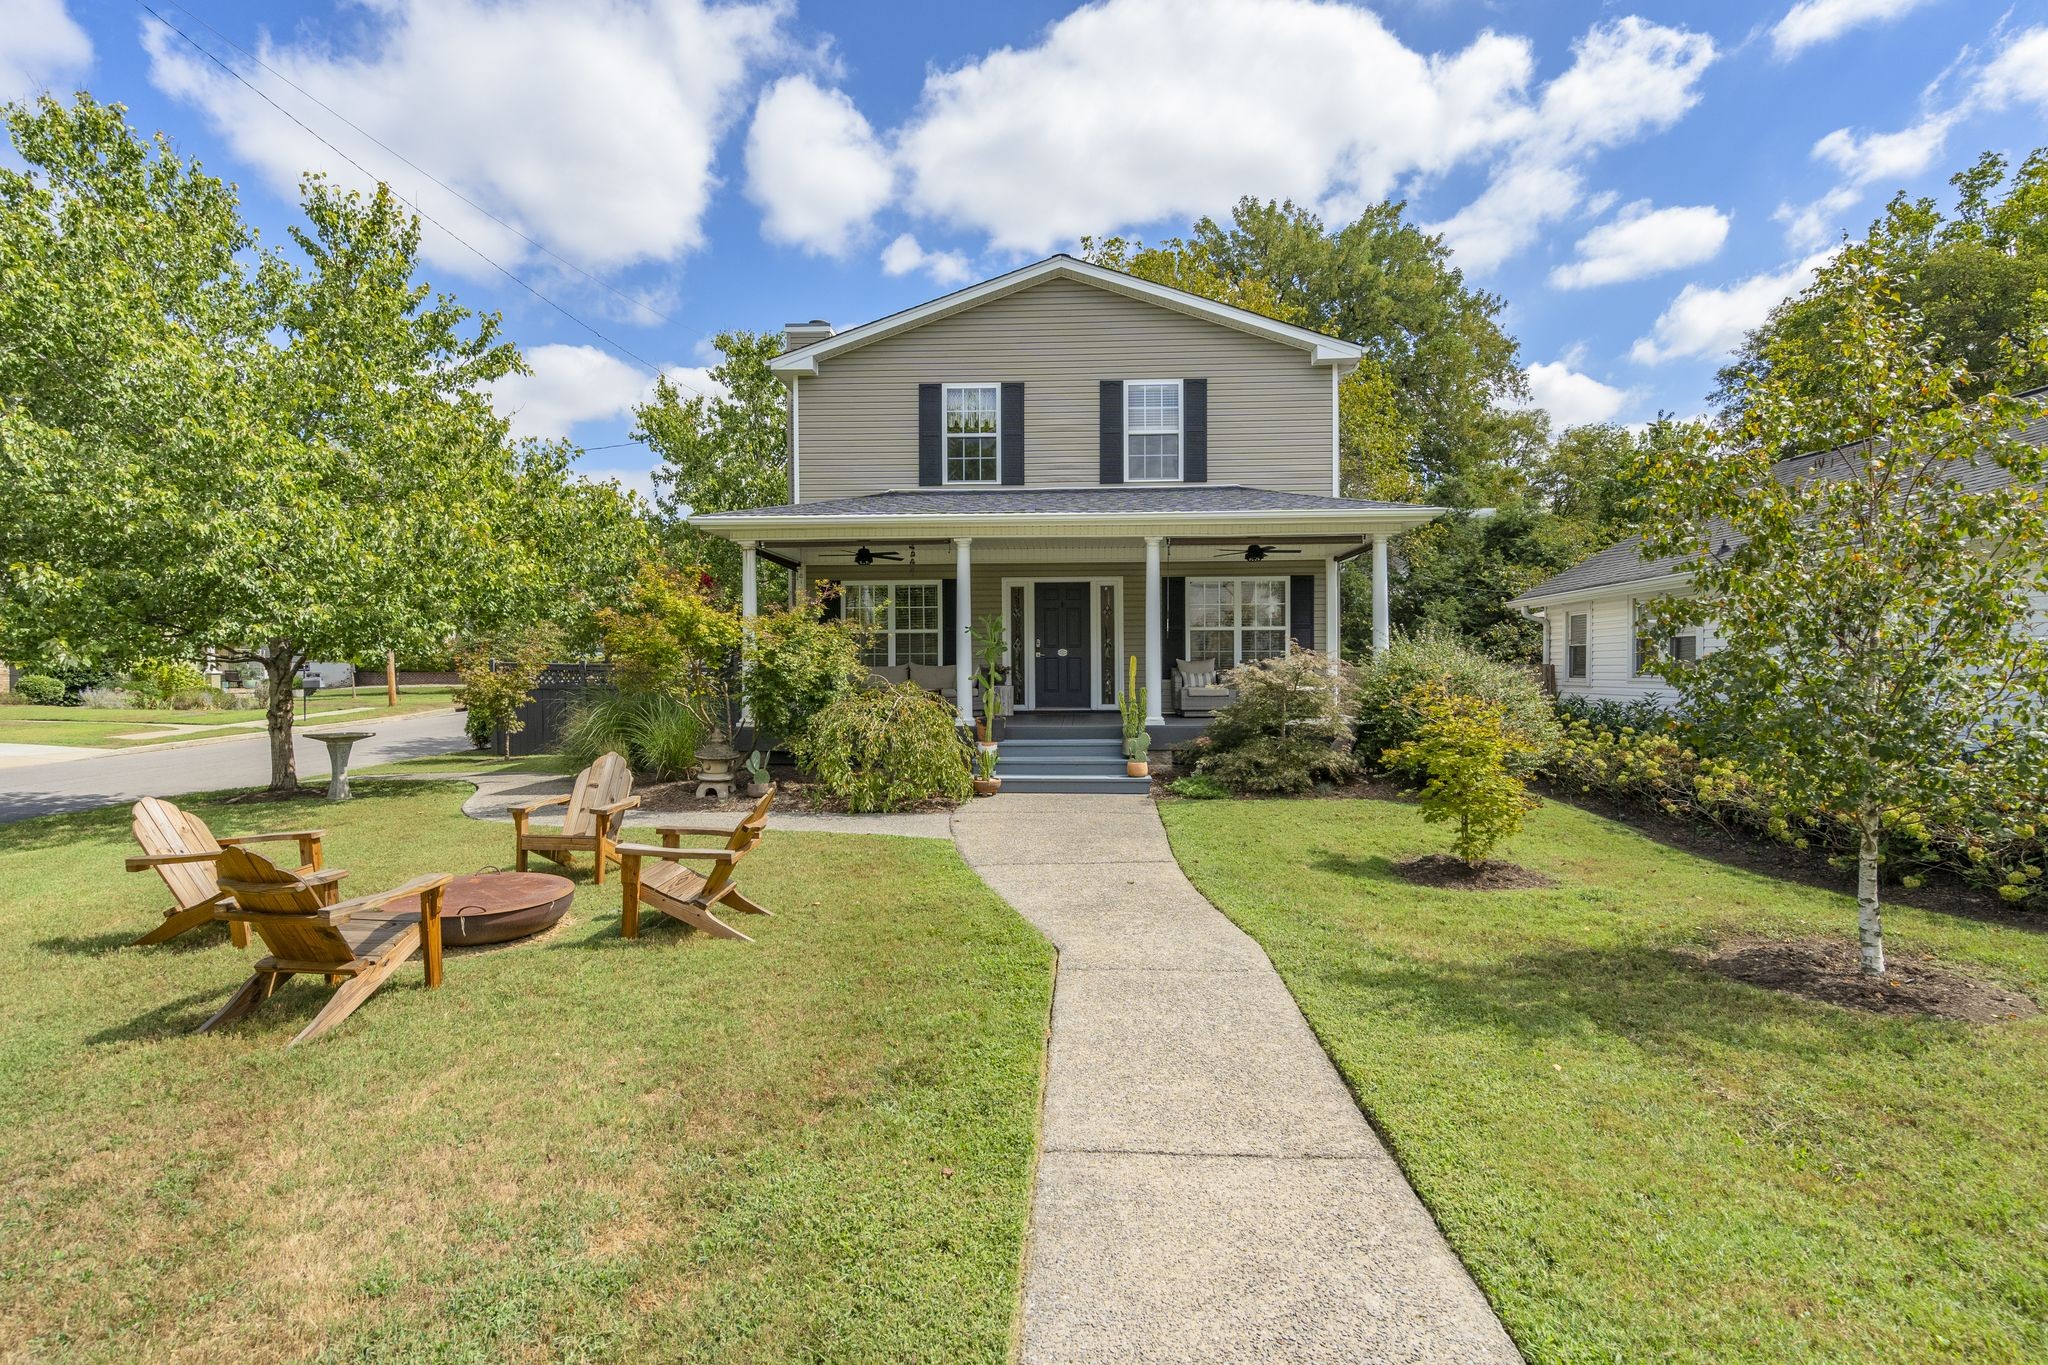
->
[500,663,614,756]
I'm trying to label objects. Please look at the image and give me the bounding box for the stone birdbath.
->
[307,730,374,801]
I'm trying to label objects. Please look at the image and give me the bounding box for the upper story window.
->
[943,384,1000,484]
[1125,380,1182,481]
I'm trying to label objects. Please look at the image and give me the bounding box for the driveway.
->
[0,710,472,823]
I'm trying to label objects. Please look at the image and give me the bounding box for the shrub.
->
[795,684,972,812]
[14,674,65,705]
[454,625,562,752]
[1383,684,1541,865]
[598,560,743,710]
[76,685,134,709]
[743,601,869,754]
[127,660,208,709]
[169,686,231,711]
[1355,627,1560,779]
[1167,773,1232,800]
[1195,649,1363,794]
[1554,693,1673,738]
[561,692,703,780]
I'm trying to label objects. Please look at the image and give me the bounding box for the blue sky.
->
[8,0,2048,497]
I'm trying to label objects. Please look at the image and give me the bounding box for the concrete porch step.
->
[996,772,1153,795]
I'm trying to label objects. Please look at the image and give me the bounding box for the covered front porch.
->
[692,485,1447,731]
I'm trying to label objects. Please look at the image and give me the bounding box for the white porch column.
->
[1371,533,1391,656]
[1324,554,1342,672]
[954,538,974,728]
[739,542,758,723]
[1143,536,1165,725]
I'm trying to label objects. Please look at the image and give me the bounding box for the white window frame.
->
[1566,611,1589,680]
[1123,378,1183,483]
[1631,599,1699,676]
[1001,576,1125,711]
[845,580,943,667]
[941,382,1001,486]
[1184,576,1291,667]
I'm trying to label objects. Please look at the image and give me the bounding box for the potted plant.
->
[970,613,1008,747]
[1126,729,1151,779]
[972,741,1002,796]
[1119,655,1149,759]
[744,748,772,797]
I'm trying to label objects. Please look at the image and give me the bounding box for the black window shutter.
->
[816,580,842,622]
[1289,574,1315,651]
[1183,378,1207,483]
[941,577,958,665]
[1099,380,1124,484]
[1000,382,1025,485]
[917,383,942,486]
[1162,576,1186,679]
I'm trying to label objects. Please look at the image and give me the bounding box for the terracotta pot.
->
[1126,761,1149,778]
[973,776,1002,797]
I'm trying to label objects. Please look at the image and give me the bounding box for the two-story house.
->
[690,255,1449,734]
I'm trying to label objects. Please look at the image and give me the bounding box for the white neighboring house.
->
[1508,409,2048,706]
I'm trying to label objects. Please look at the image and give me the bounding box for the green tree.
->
[635,330,790,600]
[1634,242,2048,974]
[1381,505,1588,660]
[1716,148,2048,450]
[0,95,640,789]
[1084,197,1539,500]
[1381,682,1541,867]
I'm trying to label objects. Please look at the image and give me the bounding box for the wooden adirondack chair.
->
[510,751,640,884]
[207,844,454,1047]
[122,797,342,948]
[618,786,776,942]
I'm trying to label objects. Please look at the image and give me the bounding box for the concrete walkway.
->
[952,793,1519,1364]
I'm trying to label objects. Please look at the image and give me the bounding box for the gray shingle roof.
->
[693,484,1436,520]
[1509,409,2046,605]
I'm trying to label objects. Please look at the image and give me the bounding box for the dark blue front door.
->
[1034,582,1090,708]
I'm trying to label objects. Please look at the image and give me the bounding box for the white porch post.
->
[1371,533,1391,656]
[954,538,974,728]
[739,542,758,723]
[1324,554,1342,672]
[1143,536,1165,725]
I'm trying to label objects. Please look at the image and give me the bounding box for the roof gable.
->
[770,255,1364,377]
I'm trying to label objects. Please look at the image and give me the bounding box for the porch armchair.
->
[1172,658,1233,717]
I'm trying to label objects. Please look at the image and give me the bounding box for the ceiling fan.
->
[1217,543,1304,562]
[820,545,909,566]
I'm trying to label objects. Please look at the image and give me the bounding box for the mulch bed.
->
[1393,853,1558,891]
[1695,936,2039,1023]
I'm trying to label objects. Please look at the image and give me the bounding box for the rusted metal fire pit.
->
[385,870,574,947]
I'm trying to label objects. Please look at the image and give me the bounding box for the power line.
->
[134,0,710,400]
[155,0,671,332]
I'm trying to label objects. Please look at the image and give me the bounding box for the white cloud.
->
[744,75,894,256]
[1812,113,1955,186]
[894,0,1540,253]
[0,0,91,100]
[1550,201,1730,289]
[1770,0,1936,60]
[880,233,972,286]
[1433,17,1716,271]
[1977,26,2048,110]
[1523,356,1631,429]
[1774,185,1861,251]
[489,343,720,441]
[1630,250,1836,365]
[143,0,784,279]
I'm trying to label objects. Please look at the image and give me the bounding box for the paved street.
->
[0,710,472,824]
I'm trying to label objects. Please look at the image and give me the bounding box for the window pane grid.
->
[1125,380,1181,480]
[851,582,943,666]
[1185,578,1289,666]
[944,385,999,484]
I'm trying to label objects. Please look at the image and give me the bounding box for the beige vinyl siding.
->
[796,276,1333,500]
[805,562,1323,707]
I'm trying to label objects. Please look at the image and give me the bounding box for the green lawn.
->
[1163,797,2048,1364]
[354,750,578,777]
[0,781,1051,1360]
[0,687,462,749]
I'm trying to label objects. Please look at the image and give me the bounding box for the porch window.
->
[1008,585,1027,698]
[943,384,1000,484]
[1099,583,1117,706]
[845,581,941,666]
[1125,380,1181,481]
[1566,612,1589,679]
[1187,578,1287,666]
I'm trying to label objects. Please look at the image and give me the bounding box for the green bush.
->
[794,684,972,812]
[453,625,561,752]
[1355,628,1560,779]
[561,692,703,780]
[1194,649,1363,794]
[1167,773,1232,800]
[127,660,208,709]
[76,686,135,709]
[169,686,231,711]
[14,674,65,705]
[1555,693,1672,738]
[743,603,868,753]
[1383,683,1540,865]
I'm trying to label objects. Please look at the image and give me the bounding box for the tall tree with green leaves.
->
[0,95,643,789]
[1634,243,2048,975]
[1084,197,1539,501]
[1716,148,2048,451]
[635,330,789,599]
